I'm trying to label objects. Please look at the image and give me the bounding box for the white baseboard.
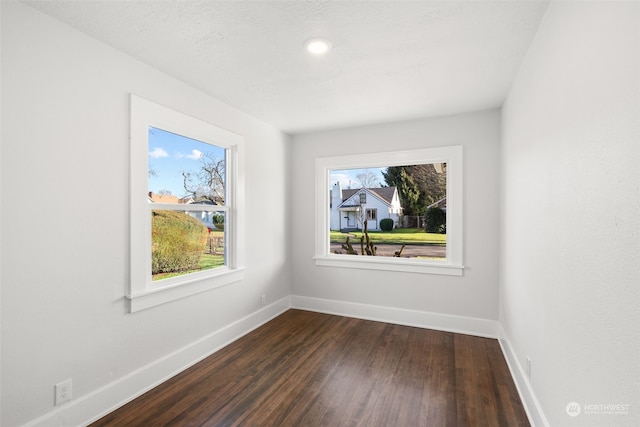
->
[292,295,548,425]
[23,295,544,427]
[291,295,500,338]
[497,324,549,427]
[24,296,291,427]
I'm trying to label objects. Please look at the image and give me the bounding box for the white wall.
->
[1,2,290,426]
[501,2,640,426]
[0,2,3,424]
[291,110,501,324]
[6,1,638,426]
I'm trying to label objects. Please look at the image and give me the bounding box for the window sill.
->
[127,267,245,312]
[314,255,464,276]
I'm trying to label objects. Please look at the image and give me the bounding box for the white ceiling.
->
[23,0,549,134]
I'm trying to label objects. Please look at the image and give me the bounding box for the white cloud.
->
[177,149,204,160]
[186,149,203,160]
[149,147,168,158]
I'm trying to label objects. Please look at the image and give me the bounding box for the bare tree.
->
[354,169,379,231]
[355,169,379,189]
[182,152,225,204]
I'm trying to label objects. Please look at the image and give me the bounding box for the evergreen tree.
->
[382,163,446,216]
[382,166,421,215]
[410,163,446,206]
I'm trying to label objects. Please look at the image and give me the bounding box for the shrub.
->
[212,213,225,230]
[379,218,394,232]
[212,213,224,224]
[425,207,446,234]
[151,210,208,274]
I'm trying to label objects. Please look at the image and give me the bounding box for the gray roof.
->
[341,187,396,205]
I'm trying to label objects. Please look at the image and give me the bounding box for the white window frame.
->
[128,95,244,312]
[315,146,463,276]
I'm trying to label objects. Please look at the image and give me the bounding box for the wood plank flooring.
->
[91,310,529,426]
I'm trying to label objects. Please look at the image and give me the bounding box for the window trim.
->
[128,95,245,312]
[315,146,463,276]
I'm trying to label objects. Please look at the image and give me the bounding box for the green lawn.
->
[199,253,225,269]
[150,225,226,281]
[152,254,225,281]
[330,228,446,246]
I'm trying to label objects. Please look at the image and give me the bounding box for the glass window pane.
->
[150,206,226,282]
[148,126,226,206]
[329,164,446,260]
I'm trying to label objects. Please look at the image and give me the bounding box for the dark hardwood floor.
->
[91,310,529,426]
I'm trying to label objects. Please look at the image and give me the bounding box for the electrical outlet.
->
[526,356,532,379]
[55,379,72,406]
[261,294,266,306]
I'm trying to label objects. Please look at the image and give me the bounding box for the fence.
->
[401,215,425,229]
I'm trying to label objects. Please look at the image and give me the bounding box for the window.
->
[315,146,463,276]
[366,209,377,221]
[129,95,244,312]
[359,193,367,204]
[148,127,228,282]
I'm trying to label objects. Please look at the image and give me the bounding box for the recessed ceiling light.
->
[304,37,332,55]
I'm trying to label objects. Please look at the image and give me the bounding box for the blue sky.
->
[148,126,386,195]
[330,167,386,189]
[148,127,225,197]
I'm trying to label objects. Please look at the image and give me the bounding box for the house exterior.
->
[330,182,402,231]
[427,197,447,210]
[148,192,219,230]
[185,198,220,229]
[148,191,180,204]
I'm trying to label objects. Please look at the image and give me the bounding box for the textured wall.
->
[291,110,501,321]
[1,3,290,425]
[501,2,640,425]
[23,1,547,133]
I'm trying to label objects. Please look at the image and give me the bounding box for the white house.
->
[185,198,220,230]
[330,182,402,231]
[148,192,219,230]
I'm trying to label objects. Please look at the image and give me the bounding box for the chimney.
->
[330,182,343,231]
[332,182,343,206]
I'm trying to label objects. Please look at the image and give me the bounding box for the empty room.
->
[1,1,638,426]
